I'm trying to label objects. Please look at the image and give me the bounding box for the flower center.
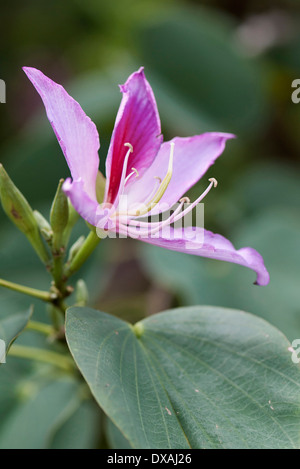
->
[133,141,175,216]
[118,177,217,238]
[101,141,217,239]
[115,142,175,218]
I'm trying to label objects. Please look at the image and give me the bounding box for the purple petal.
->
[63,179,99,226]
[23,67,100,201]
[137,226,270,286]
[63,179,106,227]
[124,133,234,214]
[105,67,163,205]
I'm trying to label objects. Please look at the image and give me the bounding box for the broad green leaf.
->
[106,419,132,449]
[66,306,300,449]
[0,373,85,449]
[0,307,32,363]
[0,308,101,448]
[50,399,101,449]
[140,207,300,342]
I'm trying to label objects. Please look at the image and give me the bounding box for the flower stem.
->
[62,201,80,248]
[26,320,55,336]
[51,248,66,291]
[0,278,52,302]
[65,230,101,277]
[8,344,75,372]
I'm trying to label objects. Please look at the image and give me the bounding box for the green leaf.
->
[0,307,32,363]
[66,306,300,449]
[0,311,101,448]
[106,419,132,449]
[0,376,83,449]
[140,205,300,342]
[50,399,101,449]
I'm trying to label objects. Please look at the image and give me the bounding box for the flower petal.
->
[63,178,106,227]
[137,226,270,286]
[105,67,163,205]
[23,67,100,201]
[124,133,234,215]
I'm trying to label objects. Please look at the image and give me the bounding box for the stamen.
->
[118,178,217,239]
[121,197,186,238]
[109,143,133,213]
[126,178,216,236]
[179,196,190,204]
[128,198,191,229]
[148,142,174,207]
[172,178,218,224]
[127,141,175,217]
[208,177,218,188]
[124,142,133,153]
[125,167,139,184]
[141,177,162,206]
[132,167,139,177]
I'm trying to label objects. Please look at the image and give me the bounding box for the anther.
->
[209,177,218,188]
[131,167,139,177]
[179,197,190,204]
[124,142,133,153]
[122,142,175,218]
[124,167,139,184]
[108,143,134,213]
[138,141,174,214]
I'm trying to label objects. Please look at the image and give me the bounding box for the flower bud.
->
[75,279,89,306]
[67,235,85,263]
[50,179,69,250]
[33,210,53,243]
[0,164,50,264]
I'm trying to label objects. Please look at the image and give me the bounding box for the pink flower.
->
[23,66,269,286]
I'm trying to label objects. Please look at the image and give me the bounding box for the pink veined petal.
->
[63,178,107,227]
[104,67,163,205]
[123,133,235,215]
[135,226,270,286]
[23,67,100,201]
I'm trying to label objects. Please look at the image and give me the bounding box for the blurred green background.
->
[1,0,300,344]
